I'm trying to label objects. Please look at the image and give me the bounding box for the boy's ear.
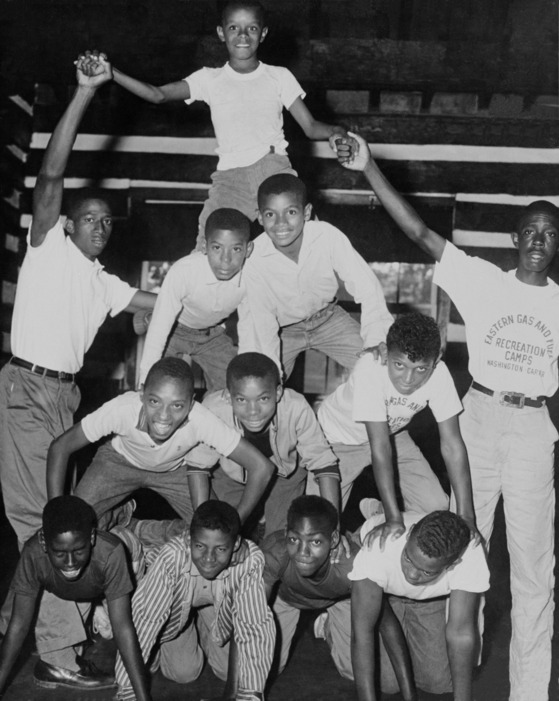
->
[200,237,208,254]
[379,343,388,364]
[245,240,254,259]
[64,218,75,235]
[260,26,268,43]
[275,383,284,403]
[38,529,47,553]
[233,535,242,553]
[90,529,96,547]
[510,230,520,249]
[330,529,341,551]
[216,25,225,42]
[303,203,313,221]
[257,211,264,226]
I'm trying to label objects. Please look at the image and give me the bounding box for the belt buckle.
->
[499,391,524,409]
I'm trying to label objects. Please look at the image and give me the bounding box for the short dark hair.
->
[43,496,96,542]
[220,0,266,25]
[205,208,251,241]
[287,495,338,535]
[190,501,241,540]
[226,352,280,389]
[386,312,441,363]
[257,173,308,209]
[515,200,559,232]
[411,511,471,563]
[66,189,111,221]
[144,357,194,396]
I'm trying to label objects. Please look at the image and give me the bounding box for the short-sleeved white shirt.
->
[184,62,305,170]
[81,392,241,472]
[434,241,559,396]
[11,219,136,373]
[318,354,462,445]
[139,252,245,383]
[348,512,489,598]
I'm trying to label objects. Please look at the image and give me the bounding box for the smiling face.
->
[41,529,95,581]
[217,6,268,72]
[258,191,312,260]
[228,374,281,433]
[189,527,239,580]
[512,211,559,285]
[400,533,453,586]
[141,376,194,444]
[204,227,253,281]
[65,198,113,261]
[386,349,437,396]
[285,515,337,578]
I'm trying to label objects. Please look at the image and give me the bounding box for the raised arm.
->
[338,132,446,262]
[364,422,405,548]
[108,595,152,701]
[0,592,38,694]
[31,60,111,246]
[288,97,347,142]
[438,416,480,544]
[351,578,384,701]
[226,438,276,524]
[446,590,479,701]
[47,423,92,499]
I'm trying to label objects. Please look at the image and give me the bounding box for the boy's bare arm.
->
[124,290,157,314]
[108,595,153,701]
[364,422,405,548]
[47,423,92,500]
[31,61,110,246]
[288,97,347,142]
[187,471,211,511]
[79,51,191,104]
[446,590,479,701]
[337,132,447,262]
[377,600,418,701]
[226,439,276,524]
[0,592,37,694]
[438,417,481,544]
[351,578,384,701]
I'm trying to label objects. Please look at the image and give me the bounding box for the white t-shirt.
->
[318,354,462,445]
[434,241,559,396]
[11,219,136,373]
[185,62,305,170]
[348,512,489,599]
[139,252,245,383]
[81,392,241,472]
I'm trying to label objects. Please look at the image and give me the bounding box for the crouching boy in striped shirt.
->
[115,501,274,701]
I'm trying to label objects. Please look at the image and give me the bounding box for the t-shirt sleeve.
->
[183,67,209,105]
[427,362,463,422]
[9,542,42,598]
[101,271,138,318]
[277,67,306,108]
[352,356,388,423]
[347,543,388,589]
[102,540,134,601]
[447,541,490,593]
[81,393,134,444]
[189,404,241,457]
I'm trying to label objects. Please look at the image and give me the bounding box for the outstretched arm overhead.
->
[31,58,111,246]
[337,132,447,262]
[78,50,191,104]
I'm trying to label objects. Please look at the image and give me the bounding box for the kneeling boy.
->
[315,312,478,542]
[115,501,275,701]
[262,496,415,700]
[185,352,341,536]
[350,511,489,701]
[0,496,151,700]
[47,357,275,527]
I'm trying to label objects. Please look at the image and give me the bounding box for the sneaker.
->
[34,659,115,690]
[92,603,113,640]
[313,611,328,640]
[359,498,384,520]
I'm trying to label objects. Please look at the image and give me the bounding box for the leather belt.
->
[10,357,75,382]
[471,381,545,409]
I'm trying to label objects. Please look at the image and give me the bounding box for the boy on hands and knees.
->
[314,312,479,542]
[0,496,151,700]
[339,133,558,701]
[139,208,254,393]
[237,174,393,378]
[185,353,342,537]
[47,358,275,531]
[261,496,416,701]
[80,0,350,248]
[350,511,489,701]
[0,60,154,689]
[115,501,274,701]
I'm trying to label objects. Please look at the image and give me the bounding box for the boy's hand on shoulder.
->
[335,131,371,171]
[459,514,483,547]
[361,519,405,551]
[329,533,352,564]
[229,538,250,567]
[359,342,387,364]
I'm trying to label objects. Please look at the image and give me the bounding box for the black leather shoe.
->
[34,659,115,690]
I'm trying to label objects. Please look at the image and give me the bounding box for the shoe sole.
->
[34,677,116,690]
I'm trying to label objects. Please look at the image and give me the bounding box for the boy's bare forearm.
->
[113,68,167,103]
